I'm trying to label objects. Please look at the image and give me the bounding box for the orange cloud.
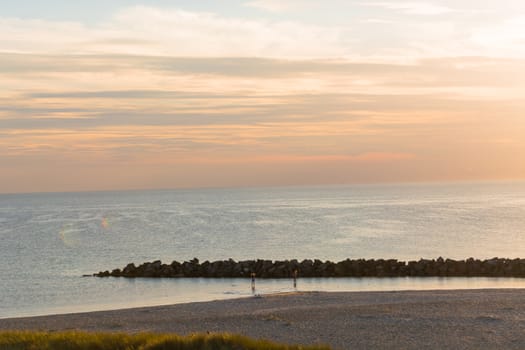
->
[2,54,525,193]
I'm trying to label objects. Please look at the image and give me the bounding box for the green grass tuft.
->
[0,331,331,350]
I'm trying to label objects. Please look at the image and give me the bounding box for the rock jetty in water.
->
[94,257,525,278]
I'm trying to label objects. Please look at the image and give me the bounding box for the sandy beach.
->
[1,289,525,349]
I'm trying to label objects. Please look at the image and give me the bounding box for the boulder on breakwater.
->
[94,257,525,278]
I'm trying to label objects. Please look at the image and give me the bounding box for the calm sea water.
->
[1,182,525,318]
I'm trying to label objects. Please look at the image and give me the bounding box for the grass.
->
[0,331,331,350]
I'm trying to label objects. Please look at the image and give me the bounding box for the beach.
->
[2,289,525,349]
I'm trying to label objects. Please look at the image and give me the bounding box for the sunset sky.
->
[2,0,525,193]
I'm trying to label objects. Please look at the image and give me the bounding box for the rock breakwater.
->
[94,257,525,278]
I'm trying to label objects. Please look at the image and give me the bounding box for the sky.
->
[1,0,525,193]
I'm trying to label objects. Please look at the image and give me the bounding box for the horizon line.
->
[2,178,524,196]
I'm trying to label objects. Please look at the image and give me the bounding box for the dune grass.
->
[0,331,331,350]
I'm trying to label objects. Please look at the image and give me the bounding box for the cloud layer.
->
[2,2,525,192]
[2,3,525,59]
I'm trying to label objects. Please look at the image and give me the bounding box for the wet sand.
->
[1,289,525,349]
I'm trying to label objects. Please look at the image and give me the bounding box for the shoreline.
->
[4,276,525,320]
[2,289,525,349]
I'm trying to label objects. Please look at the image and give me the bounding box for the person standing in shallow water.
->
[251,272,256,293]
[293,269,298,289]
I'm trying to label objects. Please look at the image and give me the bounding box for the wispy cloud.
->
[0,6,347,58]
[362,2,455,15]
[1,4,523,60]
[471,15,525,55]
[244,0,314,12]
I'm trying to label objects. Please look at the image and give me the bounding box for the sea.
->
[1,181,525,319]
